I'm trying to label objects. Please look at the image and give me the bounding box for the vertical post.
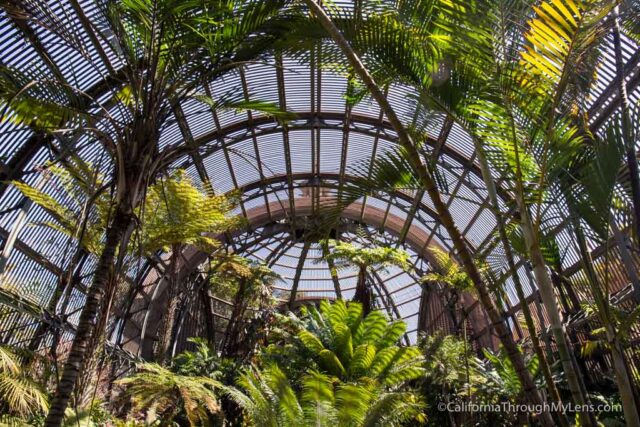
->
[0,176,46,279]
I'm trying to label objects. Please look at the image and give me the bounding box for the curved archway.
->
[117,188,495,356]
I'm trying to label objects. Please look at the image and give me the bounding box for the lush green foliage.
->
[12,157,111,255]
[296,300,424,384]
[420,332,471,391]
[321,241,410,312]
[116,362,223,426]
[581,302,640,357]
[1,0,639,424]
[321,240,410,272]
[473,347,541,400]
[140,171,242,253]
[422,248,474,292]
[172,338,231,378]
[0,345,49,418]
[419,333,545,426]
[231,364,425,427]
[232,300,426,426]
[212,258,280,310]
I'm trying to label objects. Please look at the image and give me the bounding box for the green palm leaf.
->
[0,345,49,417]
[319,349,347,378]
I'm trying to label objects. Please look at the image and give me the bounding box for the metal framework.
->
[0,0,639,358]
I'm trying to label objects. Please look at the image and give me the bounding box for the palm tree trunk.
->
[613,6,640,247]
[611,222,640,300]
[155,245,181,364]
[526,270,557,362]
[45,205,133,427]
[610,339,640,426]
[475,149,568,425]
[517,201,595,426]
[76,273,115,406]
[498,32,593,419]
[571,212,640,425]
[302,2,553,425]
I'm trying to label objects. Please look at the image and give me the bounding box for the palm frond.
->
[0,370,49,417]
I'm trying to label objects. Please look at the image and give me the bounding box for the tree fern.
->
[116,362,222,426]
[140,170,242,254]
[320,240,411,313]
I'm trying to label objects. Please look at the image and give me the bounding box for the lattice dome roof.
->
[0,0,638,353]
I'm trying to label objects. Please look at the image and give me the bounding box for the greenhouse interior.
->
[0,0,639,425]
